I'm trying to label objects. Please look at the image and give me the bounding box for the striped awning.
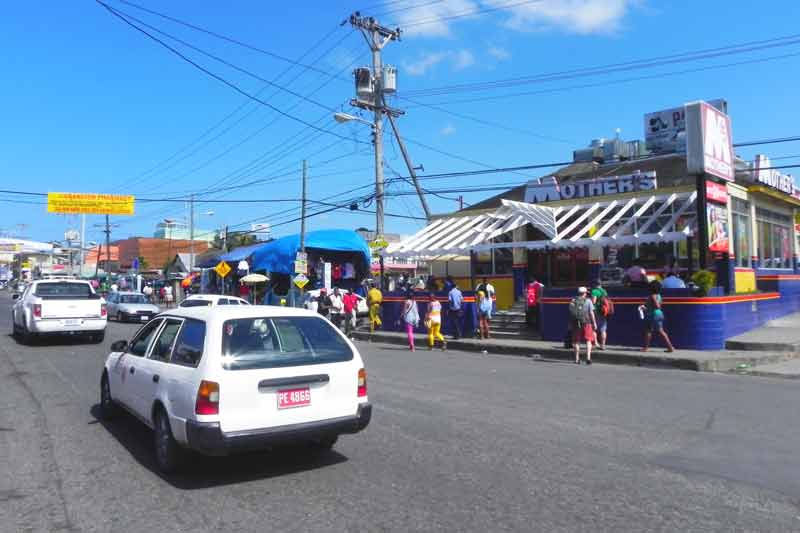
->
[386,192,698,258]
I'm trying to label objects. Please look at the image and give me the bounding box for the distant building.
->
[154,222,216,243]
[115,238,211,271]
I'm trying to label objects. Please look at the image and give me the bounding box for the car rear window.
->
[221,316,353,370]
[120,294,147,304]
[172,319,206,367]
[180,299,212,308]
[34,282,97,299]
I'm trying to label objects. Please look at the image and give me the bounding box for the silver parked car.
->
[106,291,161,323]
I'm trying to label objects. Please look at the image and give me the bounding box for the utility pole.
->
[79,214,86,278]
[300,160,307,252]
[299,160,308,300]
[93,216,118,287]
[189,194,195,273]
[349,13,401,239]
[385,110,431,219]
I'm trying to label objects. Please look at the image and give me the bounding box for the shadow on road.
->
[5,332,101,347]
[89,404,349,490]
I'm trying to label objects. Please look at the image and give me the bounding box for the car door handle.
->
[129,367,135,375]
[152,374,159,383]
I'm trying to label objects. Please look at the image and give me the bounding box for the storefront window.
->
[756,206,793,269]
[493,233,513,275]
[731,198,750,268]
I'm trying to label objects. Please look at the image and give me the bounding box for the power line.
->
[403,33,800,98]
[114,0,348,82]
[403,51,800,108]
[97,1,366,145]
[400,0,542,29]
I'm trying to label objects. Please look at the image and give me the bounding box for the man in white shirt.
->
[328,287,344,329]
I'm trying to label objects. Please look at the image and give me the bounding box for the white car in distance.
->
[11,279,107,343]
[99,305,371,472]
[179,294,251,307]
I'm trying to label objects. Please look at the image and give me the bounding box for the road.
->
[1,292,799,532]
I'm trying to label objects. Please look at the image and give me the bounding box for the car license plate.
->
[277,387,311,409]
[140,316,149,321]
[64,319,80,326]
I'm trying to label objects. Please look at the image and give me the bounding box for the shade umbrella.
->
[240,273,269,284]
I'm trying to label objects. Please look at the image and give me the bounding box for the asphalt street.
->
[1,292,799,532]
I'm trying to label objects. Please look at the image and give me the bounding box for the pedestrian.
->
[367,282,383,339]
[641,281,675,353]
[343,288,358,339]
[443,276,456,292]
[447,281,464,339]
[426,274,440,292]
[476,277,496,301]
[590,279,612,351]
[526,277,544,327]
[625,258,648,287]
[159,286,166,306]
[163,284,174,308]
[329,287,344,329]
[569,286,596,365]
[477,290,492,339]
[402,292,420,351]
[316,288,330,318]
[143,283,153,304]
[425,293,446,351]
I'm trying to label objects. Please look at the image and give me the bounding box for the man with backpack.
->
[569,286,597,365]
[591,279,613,351]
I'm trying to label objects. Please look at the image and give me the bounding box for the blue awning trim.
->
[251,230,371,274]
[219,242,268,263]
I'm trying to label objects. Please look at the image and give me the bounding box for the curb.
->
[352,331,704,371]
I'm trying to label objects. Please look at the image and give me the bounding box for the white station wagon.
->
[99,305,371,472]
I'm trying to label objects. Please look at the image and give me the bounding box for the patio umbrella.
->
[240,273,269,284]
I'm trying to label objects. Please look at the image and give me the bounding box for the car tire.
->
[21,323,34,345]
[154,408,183,474]
[99,372,118,420]
[116,312,123,322]
[90,331,105,344]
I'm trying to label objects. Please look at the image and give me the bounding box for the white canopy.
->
[386,191,698,258]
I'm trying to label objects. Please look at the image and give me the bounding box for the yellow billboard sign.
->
[47,193,135,216]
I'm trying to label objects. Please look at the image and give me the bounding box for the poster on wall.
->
[707,203,729,253]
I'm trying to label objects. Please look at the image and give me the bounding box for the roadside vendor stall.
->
[250,229,372,305]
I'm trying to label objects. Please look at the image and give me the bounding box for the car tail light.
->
[100,303,107,317]
[195,380,220,415]
[357,368,367,397]
[33,304,42,318]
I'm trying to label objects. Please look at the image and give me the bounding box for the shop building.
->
[387,99,800,349]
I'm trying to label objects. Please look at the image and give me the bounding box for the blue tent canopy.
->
[251,229,371,275]
[219,242,267,263]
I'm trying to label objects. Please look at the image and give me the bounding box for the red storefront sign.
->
[705,181,728,204]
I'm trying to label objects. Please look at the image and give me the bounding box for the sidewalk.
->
[352,329,800,373]
[725,314,800,353]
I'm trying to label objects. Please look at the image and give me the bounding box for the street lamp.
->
[333,112,374,127]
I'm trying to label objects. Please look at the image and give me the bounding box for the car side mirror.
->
[110,340,128,352]
[12,293,19,300]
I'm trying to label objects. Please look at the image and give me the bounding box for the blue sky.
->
[2,0,800,244]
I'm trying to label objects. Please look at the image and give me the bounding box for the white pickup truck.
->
[11,280,107,343]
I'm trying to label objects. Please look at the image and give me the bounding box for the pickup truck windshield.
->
[221,316,353,370]
[34,282,95,299]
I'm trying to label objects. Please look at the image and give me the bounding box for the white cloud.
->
[452,49,475,70]
[403,49,476,75]
[383,0,636,37]
[440,124,457,136]
[487,45,511,61]
[403,51,449,76]
[486,0,636,34]
[391,0,479,37]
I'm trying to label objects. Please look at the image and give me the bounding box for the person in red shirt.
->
[526,277,544,328]
[342,288,358,338]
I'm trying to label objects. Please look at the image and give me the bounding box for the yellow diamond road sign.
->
[293,273,309,289]
[214,261,232,278]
